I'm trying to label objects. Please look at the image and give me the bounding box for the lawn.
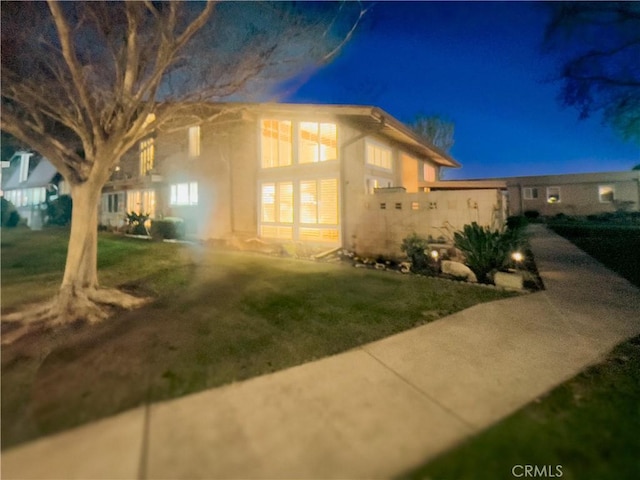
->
[1,227,515,450]
[400,223,640,480]
[548,223,640,288]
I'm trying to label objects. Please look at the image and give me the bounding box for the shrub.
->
[126,211,150,235]
[506,215,528,231]
[1,197,20,227]
[150,218,185,240]
[524,210,540,220]
[401,232,435,274]
[453,222,525,284]
[46,195,73,226]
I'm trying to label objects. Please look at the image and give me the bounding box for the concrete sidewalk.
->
[3,225,640,479]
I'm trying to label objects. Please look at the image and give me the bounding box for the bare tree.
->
[543,2,640,143]
[1,0,365,325]
[410,114,455,153]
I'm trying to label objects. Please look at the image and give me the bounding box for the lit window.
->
[546,187,561,203]
[170,182,198,206]
[260,181,293,240]
[261,119,292,168]
[19,153,31,182]
[140,138,155,175]
[127,189,156,216]
[523,187,538,200]
[598,185,615,203]
[300,178,338,225]
[411,202,419,210]
[366,141,392,170]
[423,163,436,182]
[299,122,337,163]
[188,126,201,158]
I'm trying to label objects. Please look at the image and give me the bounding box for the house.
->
[100,103,508,256]
[475,171,640,217]
[1,151,69,228]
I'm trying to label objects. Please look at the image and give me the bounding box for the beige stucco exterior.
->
[494,171,640,216]
[98,103,508,257]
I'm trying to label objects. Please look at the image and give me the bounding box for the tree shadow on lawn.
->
[2,260,514,450]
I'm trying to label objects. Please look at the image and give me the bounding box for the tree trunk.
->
[56,180,104,322]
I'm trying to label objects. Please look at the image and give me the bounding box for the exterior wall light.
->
[511,252,524,263]
[430,250,439,260]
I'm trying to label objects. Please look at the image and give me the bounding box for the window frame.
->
[365,139,393,171]
[170,182,198,206]
[188,126,201,158]
[598,185,615,203]
[546,186,561,204]
[523,187,539,200]
[298,122,338,164]
[261,119,293,169]
[140,138,155,175]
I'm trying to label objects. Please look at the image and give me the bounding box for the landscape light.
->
[430,250,439,260]
[511,252,524,263]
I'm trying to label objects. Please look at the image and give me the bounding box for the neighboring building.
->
[478,171,640,217]
[1,151,69,228]
[100,103,507,256]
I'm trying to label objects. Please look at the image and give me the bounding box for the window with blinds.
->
[299,122,337,163]
[170,182,198,206]
[188,126,201,158]
[127,189,156,216]
[140,138,155,175]
[300,178,338,225]
[260,182,294,240]
[261,120,292,168]
[366,141,392,170]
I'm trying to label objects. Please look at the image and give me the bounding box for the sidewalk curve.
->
[3,225,640,479]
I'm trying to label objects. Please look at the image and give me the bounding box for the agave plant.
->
[453,222,525,283]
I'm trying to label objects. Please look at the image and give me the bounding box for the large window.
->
[299,122,337,163]
[598,185,615,203]
[188,126,201,158]
[170,182,198,206]
[423,162,437,182]
[140,138,155,175]
[261,120,292,168]
[127,189,156,216]
[366,141,392,170]
[546,187,561,203]
[260,182,293,239]
[523,187,539,200]
[300,178,338,225]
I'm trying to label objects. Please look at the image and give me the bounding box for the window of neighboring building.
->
[423,163,437,182]
[366,177,392,194]
[546,187,561,203]
[411,201,420,210]
[103,192,124,213]
[261,119,292,168]
[598,185,615,203]
[19,153,31,183]
[170,182,198,206]
[260,181,293,240]
[140,138,155,175]
[127,189,156,216]
[299,122,337,163]
[188,126,201,158]
[366,141,392,170]
[523,187,539,200]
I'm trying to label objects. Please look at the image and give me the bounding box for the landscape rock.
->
[441,260,478,283]
[494,271,524,290]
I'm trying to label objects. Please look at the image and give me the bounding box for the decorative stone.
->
[494,271,524,290]
[441,260,478,283]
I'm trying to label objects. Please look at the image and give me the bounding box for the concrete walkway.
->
[3,225,640,479]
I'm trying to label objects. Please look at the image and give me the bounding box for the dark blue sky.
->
[282,1,640,179]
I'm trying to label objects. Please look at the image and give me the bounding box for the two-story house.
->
[101,103,505,256]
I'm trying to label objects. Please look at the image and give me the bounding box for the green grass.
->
[399,224,640,480]
[549,223,640,288]
[400,336,640,480]
[1,227,515,450]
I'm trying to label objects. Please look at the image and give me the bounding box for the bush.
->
[524,210,540,220]
[506,215,528,231]
[453,222,526,284]
[1,197,20,227]
[46,195,73,226]
[150,218,185,240]
[126,211,150,235]
[401,232,437,274]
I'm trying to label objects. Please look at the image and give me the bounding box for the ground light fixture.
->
[430,250,440,260]
[511,251,524,263]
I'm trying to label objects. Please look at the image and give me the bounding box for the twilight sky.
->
[281,1,640,179]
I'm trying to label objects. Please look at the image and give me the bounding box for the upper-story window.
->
[140,138,155,175]
[261,119,292,168]
[188,126,201,158]
[19,153,32,182]
[423,162,437,182]
[366,141,392,170]
[299,122,337,163]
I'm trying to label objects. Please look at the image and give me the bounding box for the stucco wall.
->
[349,189,505,257]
